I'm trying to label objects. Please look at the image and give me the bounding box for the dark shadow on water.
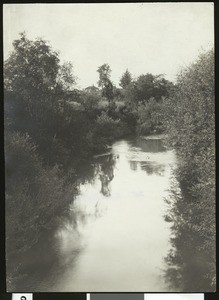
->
[9,153,118,291]
[10,209,87,292]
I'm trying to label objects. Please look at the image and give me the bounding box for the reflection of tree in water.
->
[164,177,215,292]
[98,154,116,197]
[140,161,165,176]
[129,160,165,175]
[129,160,138,171]
[130,138,166,153]
[13,206,88,291]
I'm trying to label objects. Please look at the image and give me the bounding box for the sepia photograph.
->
[4,2,215,292]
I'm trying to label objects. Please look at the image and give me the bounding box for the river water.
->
[16,137,177,292]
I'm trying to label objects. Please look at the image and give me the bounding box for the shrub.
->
[5,131,76,256]
[136,97,165,135]
[164,49,215,290]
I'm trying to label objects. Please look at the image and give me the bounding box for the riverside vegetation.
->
[4,34,215,290]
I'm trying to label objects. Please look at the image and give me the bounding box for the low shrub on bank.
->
[5,131,76,255]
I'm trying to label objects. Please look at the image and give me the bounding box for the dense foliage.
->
[164,49,215,291]
[4,33,215,291]
[4,35,137,270]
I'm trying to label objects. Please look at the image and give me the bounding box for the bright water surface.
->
[17,137,177,292]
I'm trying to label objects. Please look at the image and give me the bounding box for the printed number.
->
[20,297,27,300]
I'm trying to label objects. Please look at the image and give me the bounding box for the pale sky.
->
[145,294,204,300]
[3,3,214,88]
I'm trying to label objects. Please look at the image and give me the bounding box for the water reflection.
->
[13,137,177,292]
[96,154,117,197]
[13,207,89,292]
[140,161,165,176]
[11,137,215,292]
[163,178,215,292]
[129,160,138,171]
[130,138,166,153]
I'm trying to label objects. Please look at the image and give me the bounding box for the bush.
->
[85,111,121,151]
[5,131,76,256]
[136,97,165,135]
[164,49,215,290]
[80,90,101,113]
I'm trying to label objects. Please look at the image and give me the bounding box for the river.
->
[15,136,177,292]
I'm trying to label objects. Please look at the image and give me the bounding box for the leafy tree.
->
[97,63,111,87]
[4,33,76,163]
[97,63,114,101]
[119,69,132,89]
[4,32,76,122]
[80,89,101,115]
[124,73,173,106]
[136,73,154,101]
[57,61,76,92]
[112,86,123,101]
[5,131,75,289]
[93,111,121,145]
[164,49,215,290]
[136,98,165,135]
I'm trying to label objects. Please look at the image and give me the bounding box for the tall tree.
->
[4,32,76,122]
[119,69,132,89]
[97,63,114,101]
[4,33,77,162]
[124,73,173,106]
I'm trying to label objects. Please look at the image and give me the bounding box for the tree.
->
[119,69,132,89]
[80,89,101,113]
[97,63,114,101]
[4,33,76,120]
[136,98,165,135]
[124,73,173,106]
[135,73,154,102]
[97,63,111,87]
[4,33,77,162]
[164,49,215,290]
